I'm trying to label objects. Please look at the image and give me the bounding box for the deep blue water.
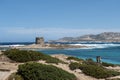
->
[0,42,120,64]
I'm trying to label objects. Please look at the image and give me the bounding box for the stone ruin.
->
[35,37,45,47]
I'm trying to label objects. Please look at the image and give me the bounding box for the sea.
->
[0,42,120,64]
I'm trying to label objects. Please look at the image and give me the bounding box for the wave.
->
[0,44,25,47]
[69,43,120,49]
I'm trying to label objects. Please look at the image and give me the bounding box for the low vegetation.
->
[69,62,81,70]
[83,58,98,65]
[67,56,84,61]
[102,62,116,67]
[4,49,63,64]
[69,58,120,79]
[14,62,77,80]
[79,64,120,79]
[4,49,120,79]
[8,73,23,80]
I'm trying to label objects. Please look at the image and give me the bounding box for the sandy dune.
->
[51,54,104,80]
[0,71,9,80]
[0,52,120,80]
[0,71,12,80]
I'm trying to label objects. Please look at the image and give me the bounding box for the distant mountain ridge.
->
[55,32,120,42]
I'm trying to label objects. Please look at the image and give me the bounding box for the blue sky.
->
[0,0,120,42]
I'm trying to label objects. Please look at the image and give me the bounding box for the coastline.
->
[1,43,120,65]
[0,52,120,80]
[12,43,87,49]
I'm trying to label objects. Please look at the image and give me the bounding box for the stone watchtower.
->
[35,37,45,47]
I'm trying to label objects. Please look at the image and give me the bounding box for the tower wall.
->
[35,37,44,47]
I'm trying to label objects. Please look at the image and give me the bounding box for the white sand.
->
[0,62,19,80]
[0,71,10,80]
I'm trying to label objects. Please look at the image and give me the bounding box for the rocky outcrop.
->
[54,32,120,42]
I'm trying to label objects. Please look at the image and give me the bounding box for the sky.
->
[0,0,120,42]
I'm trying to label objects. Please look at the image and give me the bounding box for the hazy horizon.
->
[0,0,120,42]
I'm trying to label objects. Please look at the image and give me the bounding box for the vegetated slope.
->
[9,62,77,80]
[69,58,120,79]
[4,49,63,64]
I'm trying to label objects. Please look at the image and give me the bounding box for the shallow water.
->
[38,43,120,64]
[0,42,120,64]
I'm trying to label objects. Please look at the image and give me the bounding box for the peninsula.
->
[13,37,87,49]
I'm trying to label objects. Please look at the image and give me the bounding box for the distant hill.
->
[53,32,120,42]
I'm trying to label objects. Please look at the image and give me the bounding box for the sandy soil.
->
[0,62,18,80]
[0,52,120,80]
[51,54,104,80]
[0,51,19,80]
[0,71,10,80]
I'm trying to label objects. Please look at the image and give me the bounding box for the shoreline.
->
[1,47,120,65]
[11,43,88,49]
[0,50,120,80]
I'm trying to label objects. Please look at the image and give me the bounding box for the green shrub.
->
[83,58,98,66]
[45,57,63,64]
[39,54,64,64]
[4,49,43,62]
[102,62,116,67]
[79,64,120,79]
[69,62,81,70]
[8,73,23,80]
[4,49,63,64]
[69,62,120,79]
[67,56,84,61]
[17,62,77,80]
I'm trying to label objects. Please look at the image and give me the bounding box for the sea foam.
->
[69,43,120,49]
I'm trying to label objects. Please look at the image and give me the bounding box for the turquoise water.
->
[38,45,120,64]
[0,42,120,64]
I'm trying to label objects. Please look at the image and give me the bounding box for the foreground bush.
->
[79,64,119,78]
[8,73,23,80]
[67,56,84,61]
[69,62,120,79]
[102,62,116,67]
[17,62,77,80]
[83,58,98,66]
[4,49,63,64]
[69,62,81,70]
